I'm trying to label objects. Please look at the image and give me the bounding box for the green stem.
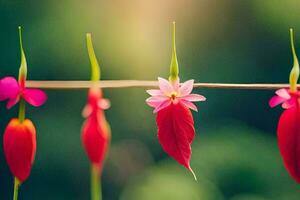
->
[289,28,299,91]
[13,177,20,200]
[91,165,102,200]
[169,21,179,82]
[18,26,27,86]
[18,99,26,122]
[86,33,101,82]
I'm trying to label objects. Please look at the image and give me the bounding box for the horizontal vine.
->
[25,80,295,90]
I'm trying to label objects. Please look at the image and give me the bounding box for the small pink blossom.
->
[269,88,300,109]
[146,77,206,113]
[0,76,47,109]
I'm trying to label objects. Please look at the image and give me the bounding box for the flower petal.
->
[269,95,287,108]
[156,103,196,177]
[98,99,110,110]
[146,89,163,96]
[276,88,291,99]
[179,80,194,96]
[82,105,92,118]
[82,111,110,168]
[158,77,174,95]
[0,77,19,100]
[146,96,169,108]
[23,89,47,107]
[180,100,198,112]
[282,98,296,109]
[181,94,206,102]
[277,106,300,183]
[7,96,20,109]
[153,100,171,113]
[172,78,180,91]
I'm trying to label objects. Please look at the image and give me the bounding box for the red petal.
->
[82,111,110,172]
[156,102,196,177]
[3,119,36,182]
[277,106,300,183]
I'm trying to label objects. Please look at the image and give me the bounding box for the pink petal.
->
[146,89,163,96]
[171,78,180,91]
[158,77,174,95]
[153,100,171,113]
[180,100,198,112]
[0,77,19,100]
[82,105,92,118]
[146,96,168,108]
[181,94,206,102]
[282,98,296,109]
[98,99,110,110]
[179,80,194,96]
[7,96,20,109]
[269,95,287,108]
[23,89,47,107]
[276,89,290,99]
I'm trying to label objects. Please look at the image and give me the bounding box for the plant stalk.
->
[13,177,20,200]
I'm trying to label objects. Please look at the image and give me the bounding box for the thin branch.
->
[25,80,293,90]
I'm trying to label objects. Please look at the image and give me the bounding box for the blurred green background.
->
[1,0,300,199]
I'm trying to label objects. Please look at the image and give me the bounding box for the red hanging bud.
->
[82,88,110,172]
[277,104,300,183]
[3,118,36,183]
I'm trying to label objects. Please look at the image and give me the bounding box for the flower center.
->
[170,92,177,100]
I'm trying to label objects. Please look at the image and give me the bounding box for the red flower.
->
[146,77,205,179]
[1,27,46,186]
[146,22,206,179]
[82,88,110,172]
[3,118,36,183]
[269,29,300,184]
[270,89,300,183]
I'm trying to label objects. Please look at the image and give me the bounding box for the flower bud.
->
[82,88,111,172]
[3,118,36,182]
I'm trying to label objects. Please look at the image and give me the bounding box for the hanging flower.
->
[1,27,47,200]
[81,33,111,200]
[269,29,300,184]
[82,87,110,172]
[146,22,206,180]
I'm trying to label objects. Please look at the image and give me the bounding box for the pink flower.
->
[146,77,206,113]
[269,88,300,109]
[0,76,47,109]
